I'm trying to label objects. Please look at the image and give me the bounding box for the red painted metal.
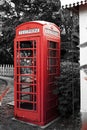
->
[14,21,60,126]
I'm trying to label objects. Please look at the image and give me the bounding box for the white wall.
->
[61,0,82,8]
[79,4,87,112]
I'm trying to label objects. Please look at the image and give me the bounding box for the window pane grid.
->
[47,41,59,83]
[16,40,37,111]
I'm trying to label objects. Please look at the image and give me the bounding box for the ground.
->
[0,76,86,130]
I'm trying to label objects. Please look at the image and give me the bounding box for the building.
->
[61,0,87,112]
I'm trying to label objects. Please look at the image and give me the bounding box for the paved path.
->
[0,76,86,130]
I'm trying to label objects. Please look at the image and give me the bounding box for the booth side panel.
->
[45,37,60,123]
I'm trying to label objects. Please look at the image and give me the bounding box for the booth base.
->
[12,117,59,128]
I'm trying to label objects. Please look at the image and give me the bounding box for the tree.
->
[0,0,61,64]
[55,9,80,117]
[11,0,61,25]
[0,0,16,62]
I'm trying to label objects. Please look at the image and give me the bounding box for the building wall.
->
[79,4,87,112]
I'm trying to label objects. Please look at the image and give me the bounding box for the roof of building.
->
[61,0,87,8]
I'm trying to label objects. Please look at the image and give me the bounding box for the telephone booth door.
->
[14,37,41,122]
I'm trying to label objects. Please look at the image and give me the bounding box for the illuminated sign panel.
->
[19,28,40,35]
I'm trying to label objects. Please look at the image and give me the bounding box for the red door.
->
[14,37,41,122]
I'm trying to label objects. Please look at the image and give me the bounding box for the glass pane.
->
[20,84,33,92]
[49,58,57,65]
[20,50,33,57]
[20,102,33,110]
[49,75,55,82]
[49,41,57,48]
[20,76,33,83]
[20,41,33,48]
[20,58,33,66]
[20,93,33,101]
[20,102,37,110]
[49,50,57,57]
[20,67,33,74]
[49,67,56,73]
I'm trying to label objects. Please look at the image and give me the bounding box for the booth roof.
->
[61,0,87,8]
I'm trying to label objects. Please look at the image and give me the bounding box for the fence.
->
[0,64,14,77]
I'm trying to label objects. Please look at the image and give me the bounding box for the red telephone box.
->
[14,21,60,126]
